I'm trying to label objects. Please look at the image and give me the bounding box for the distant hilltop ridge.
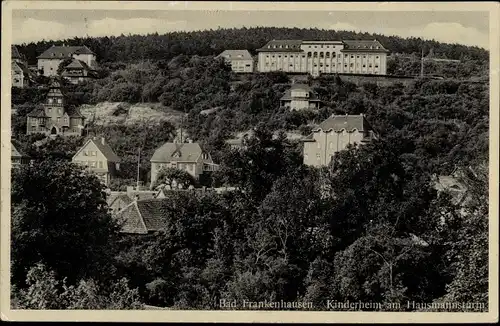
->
[14,26,488,65]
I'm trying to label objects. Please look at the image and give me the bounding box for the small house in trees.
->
[72,137,121,187]
[11,141,31,167]
[280,84,321,111]
[302,114,378,167]
[11,46,32,88]
[114,199,169,234]
[61,58,97,84]
[150,142,219,186]
[217,49,254,73]
[37,44,97,77]
[26,80,85,137]
[107,188,157,215]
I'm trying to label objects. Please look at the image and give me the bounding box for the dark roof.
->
[11,141,29,159]
[27,105,84,118]
[218,50,253,60]
[61,59,96,77]
[37,45,95,59]
[151,142,211,163]
[26,106,49,118]
[12,61,31,77]
[12,45,23,60]
[63,58,92,70]
[65,106,85,118]
[280,84,320,101]
[256,40,304,52]
[341,40,389,53]
[115,199,169,234]
[93,138,120,162]
[312,114,373,132]
[46,82,64,98]
[108,191,156,206]
[110,194,134,207]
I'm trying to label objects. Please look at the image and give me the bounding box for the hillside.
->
[80,102,184,126]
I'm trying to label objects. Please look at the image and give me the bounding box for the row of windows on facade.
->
[30,116,69,124]
[266,44,382,50]
[265,62,380,69]
[74,160,105,168]
[264,53,381,59]
[156,163,195,171]
[47,98,63,104]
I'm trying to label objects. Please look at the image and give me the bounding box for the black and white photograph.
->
[1,1,498,323]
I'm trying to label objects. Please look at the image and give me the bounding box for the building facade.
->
[61,58,97,84]
[37,45,97,77]
[150,142,218,186]
[302,114,378,167]
[280,83,321,110]
[11,141,31,167]
[26,80,85,136]
[12,61,31,88]
[256,39,389,76]
[11,46,31,88]
[72,137,121,187]
[217,50,254,73]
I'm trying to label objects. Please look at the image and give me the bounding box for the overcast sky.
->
[12,9,490,49]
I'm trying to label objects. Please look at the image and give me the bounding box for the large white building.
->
[256,39,389,76]
[37,45,97,77]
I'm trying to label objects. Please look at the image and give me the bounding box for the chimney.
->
[101,137,105,145]
[126,186,134,197]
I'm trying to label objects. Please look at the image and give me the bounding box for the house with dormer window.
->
[150,141,219,186]
[26,79,85,137]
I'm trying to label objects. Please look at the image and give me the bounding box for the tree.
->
[214,124,302,201]
[428,163,489,311]
[152,167,197,189]
[12,263,143,310]
[11,160,120,288]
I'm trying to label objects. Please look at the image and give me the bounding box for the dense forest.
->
[10,27,489,311]
[15,27,488,65]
